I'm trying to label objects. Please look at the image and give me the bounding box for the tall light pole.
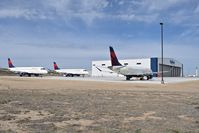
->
[160,22,164,84]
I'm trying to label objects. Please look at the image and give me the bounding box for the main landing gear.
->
[125,75,153,81]
[126,76,133,81]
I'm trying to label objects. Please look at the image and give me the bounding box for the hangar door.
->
[159,64,181,77]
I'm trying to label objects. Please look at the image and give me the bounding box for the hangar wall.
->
[157,58,182,77]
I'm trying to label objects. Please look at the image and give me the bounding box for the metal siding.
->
[151,58,158,77]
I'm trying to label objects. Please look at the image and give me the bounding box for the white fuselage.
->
[55,69,89,76]
[9,67,48,75]
[110,66,153,76]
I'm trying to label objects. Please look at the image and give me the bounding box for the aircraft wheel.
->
[126,76,131,80]
[143,76,148,80]
[140,77,144,80]
[147,76,150,80]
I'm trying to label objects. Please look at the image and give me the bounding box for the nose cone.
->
[42,68,49,74]
[45,70,49,74]
[45,69,50,73]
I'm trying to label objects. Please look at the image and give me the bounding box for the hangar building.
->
[92,57,183,77]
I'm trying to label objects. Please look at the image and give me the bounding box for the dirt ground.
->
[0,76,199,133]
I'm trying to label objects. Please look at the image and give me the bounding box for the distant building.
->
[92,57,183,77]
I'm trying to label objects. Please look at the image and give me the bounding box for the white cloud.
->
[0,8,50,20]
[42,0,108,24]
[116,13,159,23]
[194,4,199,13]
[42,0,70,13]
[141,0,186,12]
[118,1,124,5]
[0,9,27,18]
[0,0,199,25]
[80,0,109,11]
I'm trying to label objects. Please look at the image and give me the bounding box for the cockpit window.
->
[41,68,46,70]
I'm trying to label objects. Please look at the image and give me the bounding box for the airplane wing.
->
[94,66,114,73]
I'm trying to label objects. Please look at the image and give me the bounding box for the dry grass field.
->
[0,76,199,133]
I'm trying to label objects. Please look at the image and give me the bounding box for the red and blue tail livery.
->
[53,62,60,70]
[109,46,122,66]
[8,58,15,68]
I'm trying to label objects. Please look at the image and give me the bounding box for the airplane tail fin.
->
[109,46,122,66]
[8,58,15,68]
[53,62,60,70]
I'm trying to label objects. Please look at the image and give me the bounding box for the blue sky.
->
[0,0,199,75]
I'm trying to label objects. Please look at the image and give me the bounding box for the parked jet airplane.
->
[108,46,153,80]
[8,58,48,77]
[53,62,89,77]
